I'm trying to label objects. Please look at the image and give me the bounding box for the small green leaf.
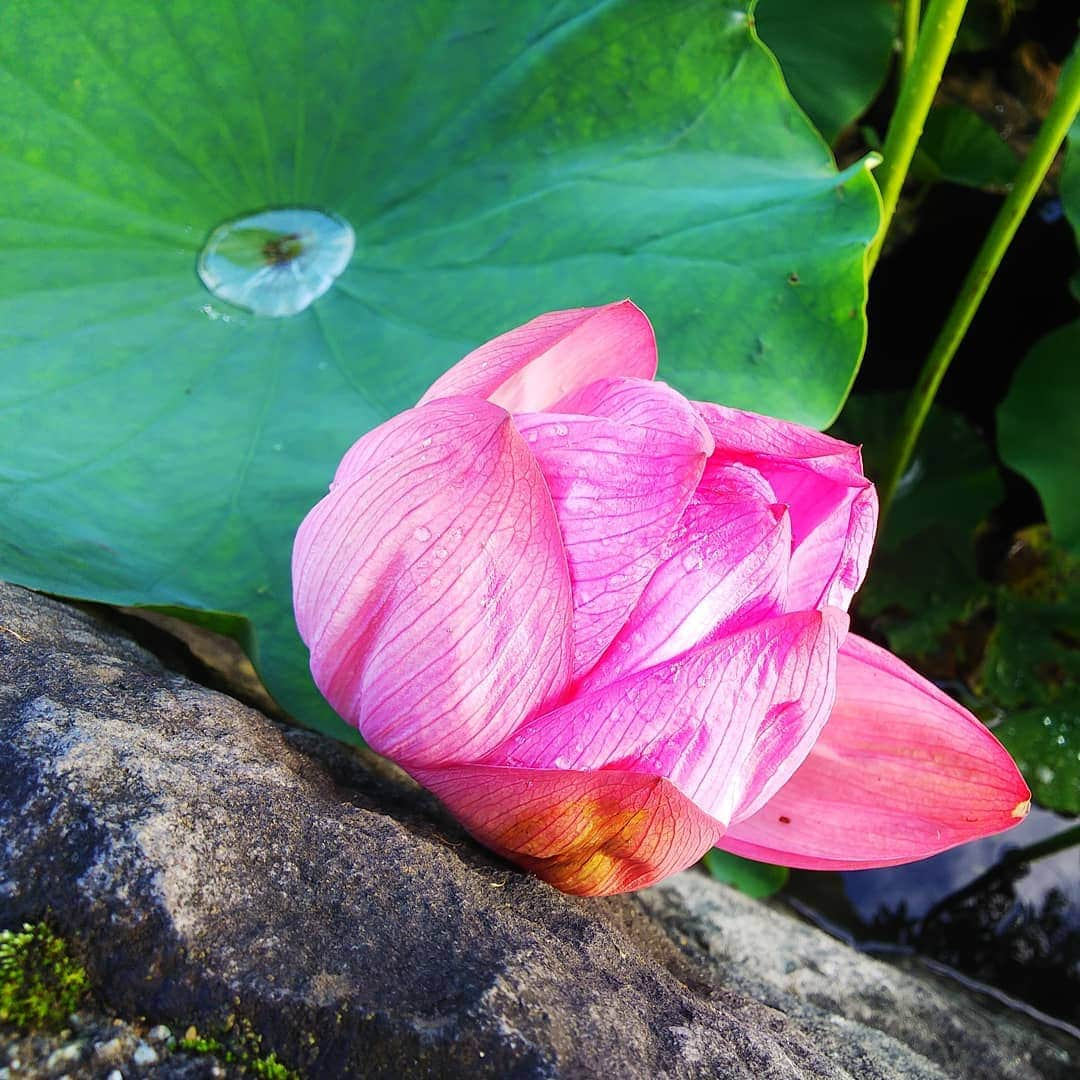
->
[831,395,1001,668]
[975,530,1080,815]
[703,848,789,898]
[994,708,1080,815]
[976,535,1080,712]
[754,0,898,142]
[914,104,1018,190]
[998,321,1080,556]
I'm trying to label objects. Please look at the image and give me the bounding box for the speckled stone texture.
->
[1,582,1074,1079]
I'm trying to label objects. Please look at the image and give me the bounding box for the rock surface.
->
[637,877,1076,1080]
[0,582,1075,1079]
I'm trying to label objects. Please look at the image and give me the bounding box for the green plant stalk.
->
[900,0,922,80]
[869,0,969,270]
[919,823,1080,929]
[1001,823,1080,866]
[878,50,1080,518]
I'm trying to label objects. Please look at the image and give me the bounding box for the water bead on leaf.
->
[198,208,354,318]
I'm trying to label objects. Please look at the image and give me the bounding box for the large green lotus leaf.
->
[998,321,1080,556]
[0,0,879,736]
[754,0,897,143]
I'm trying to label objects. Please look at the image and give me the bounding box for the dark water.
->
[782,805,1080,1036]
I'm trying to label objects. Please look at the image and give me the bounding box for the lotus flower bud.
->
[294,301,1030,896]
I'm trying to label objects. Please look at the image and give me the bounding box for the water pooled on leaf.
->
[197,208,354,317]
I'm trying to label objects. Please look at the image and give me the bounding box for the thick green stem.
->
[869,0,969,271]
[920,823,1080,930]
[900,0,922,80]
[1001,823,1080,866]
[878,50,1080,518]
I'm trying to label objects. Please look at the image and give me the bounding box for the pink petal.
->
[409,763,721,896]
[695,402,878,611]
[292,397,573,766]
[513,380,712,678]
[490,609,848,829]
[418,301,657,412]
[787,484,877,611]
[718,634,1032,870]
[582,462,791,689]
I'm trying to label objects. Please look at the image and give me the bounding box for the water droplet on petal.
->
[433,547,448,559]
[421,437,432,449]
[553,423,569,437]
[413,526,431,542]
[198,207,354,317]
[682,552,702,573]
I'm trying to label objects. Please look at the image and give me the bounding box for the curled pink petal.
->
[583,462,791,688]
[492,609,848,829]
[514,380,712,678]
[419,301,657,412]
[410,764,721,896]
[787,484,877,611]
[293,396,573,766]
[696,402,877,610]
[718,634,1032,870]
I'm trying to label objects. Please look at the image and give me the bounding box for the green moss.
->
[249,1051,297,1079]
[177,1035,224,1054]
[175,1022,299,1079]
[0,923,87,1031]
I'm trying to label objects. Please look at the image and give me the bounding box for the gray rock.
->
[130,1042,157,1067]
[637,875,1076,1079]
[0,582,1074,1078]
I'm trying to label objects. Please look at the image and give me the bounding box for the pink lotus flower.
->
[293,301,1030,896]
